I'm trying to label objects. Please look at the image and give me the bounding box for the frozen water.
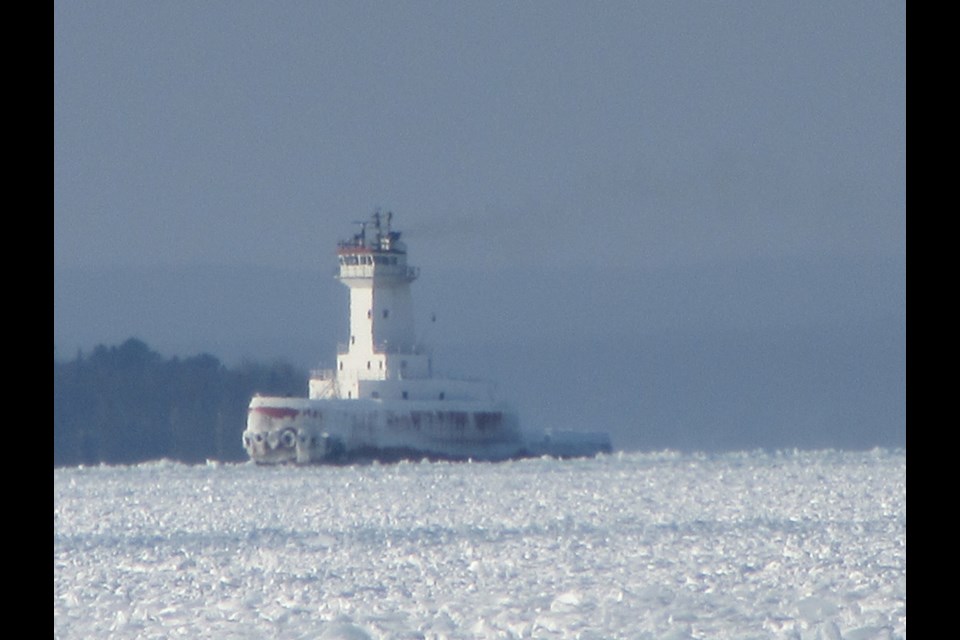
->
[54,449,905,639]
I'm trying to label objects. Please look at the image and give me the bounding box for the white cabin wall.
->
[372,284,416,352]
[348,286,374,354]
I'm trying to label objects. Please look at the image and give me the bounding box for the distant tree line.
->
[54,338,305,467]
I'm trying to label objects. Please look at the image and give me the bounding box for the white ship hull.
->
[242,395,611,464]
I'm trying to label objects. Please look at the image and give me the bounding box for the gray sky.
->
[54,1,905,450]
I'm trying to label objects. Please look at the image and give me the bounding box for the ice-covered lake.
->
[54,450,905,639]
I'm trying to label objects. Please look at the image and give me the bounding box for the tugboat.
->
[242,211,611,464]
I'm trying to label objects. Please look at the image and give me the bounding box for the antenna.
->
[351,221,367,246]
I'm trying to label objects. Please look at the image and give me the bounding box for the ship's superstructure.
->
[242,212,611,464]
[310,212,492,405]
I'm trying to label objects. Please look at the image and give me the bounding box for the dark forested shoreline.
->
[54,338,305,467]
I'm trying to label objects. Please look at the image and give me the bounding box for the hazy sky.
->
[55,1,903,271]
[54,2,905,450]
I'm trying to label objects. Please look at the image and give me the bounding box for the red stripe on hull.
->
[251,407,300,419]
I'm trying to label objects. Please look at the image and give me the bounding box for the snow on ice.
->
[54,449,906,639]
